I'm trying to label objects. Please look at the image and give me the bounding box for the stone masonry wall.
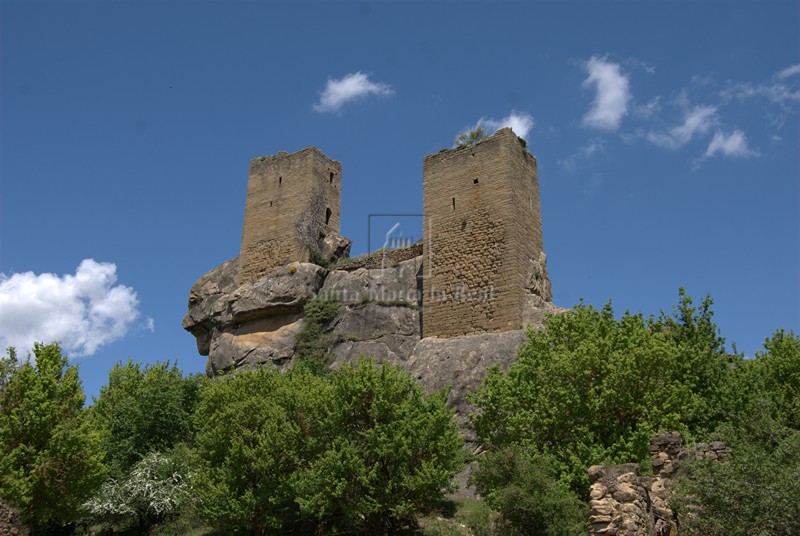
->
[0,500,25,536]
[422,128,543,338]
[238,147,341,285]
[588,432,729,536]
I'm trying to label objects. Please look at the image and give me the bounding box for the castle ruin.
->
[238,147,341,286]
[184,127,555,380]
[422,128,544,337]
[234,127,550,337]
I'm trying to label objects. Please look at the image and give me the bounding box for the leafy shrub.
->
[90,360,204,477]
[295,359,466,534]
[471,447,586,536]
[454,126,489,148]
[671,399,800,535]
[309,249,331,268]
[747,329,800,429]
[294,298,339,374]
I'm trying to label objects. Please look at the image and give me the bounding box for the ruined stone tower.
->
[422,127,545,338]
[238,147,341,285]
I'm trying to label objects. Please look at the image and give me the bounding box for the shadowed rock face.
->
[182,248,562,417]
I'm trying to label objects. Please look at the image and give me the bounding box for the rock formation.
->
[184,130,561,418]
[182,242,561,417]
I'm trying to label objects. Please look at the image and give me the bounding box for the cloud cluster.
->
[0,259,149,357]
[478,111,535,139]
[704,130,758,158]
[582,55,632,131]
[721,63,800,107]
[647,105,718,149]
[568,58,800,167]
[314,72,394,113]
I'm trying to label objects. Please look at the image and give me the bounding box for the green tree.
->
[470,291,737,494]
[192,360,465,535]
[454,126,489,148]
[747,329,800,429]
[192,366,330,533]
[0,343,106,533]
[671,398,800,535]
[470,446,586,536]
[296,359,465,535]
[90,359,204,476]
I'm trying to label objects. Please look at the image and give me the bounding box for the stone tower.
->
[238,147,341,285]
[422,127,545,338]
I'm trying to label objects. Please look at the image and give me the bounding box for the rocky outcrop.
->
[183,249,561,414]
[182,260,326,375]
[319,233,352,265]
[334,243,422,271]
[406,330,528,431]
[230,263,326,322]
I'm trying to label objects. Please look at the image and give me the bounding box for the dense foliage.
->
[297,360,465,534]
[470,446,586,536]
[672,399,800,535]
[747,328,800,429]
[670,329,800,535]
[2,291,797,535]
[471,291,736,495]
[0,344,106,533]
[193,360,464,535]
[89,360,204,476]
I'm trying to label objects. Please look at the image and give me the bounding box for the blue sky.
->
[1,0,798,399]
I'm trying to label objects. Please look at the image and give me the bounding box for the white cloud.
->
[558,138,606,171]
[777,64,800,80]
[478,111,534,139]
[646,105,718,149]
[581,55,632,130]
[720,64,800,112]
[633,96,661,119]
[0,259,145,357]
[704,129,758,158]
[313,72,393,113]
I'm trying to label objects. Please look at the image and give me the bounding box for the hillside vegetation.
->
[1,290,798,535]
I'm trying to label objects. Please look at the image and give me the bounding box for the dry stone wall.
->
[422,128,546,338]
[0,501,25,536]
[588,432,729,536]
